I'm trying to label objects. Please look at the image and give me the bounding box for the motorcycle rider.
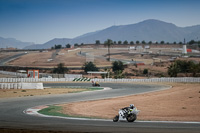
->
[92,81,99,86]
[122,104,135,110]
[95,81,99,86]
[113,104,139,122]
[122,104,135,116]
[92,81,96,86]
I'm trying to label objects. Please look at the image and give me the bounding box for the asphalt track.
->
[0,53,27,66]
[0,83,200,133]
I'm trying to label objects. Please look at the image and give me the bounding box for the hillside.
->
[0,37,34,49]
[14,19,200,49]
[24,38,72,49]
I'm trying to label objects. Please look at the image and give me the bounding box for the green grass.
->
[69,87,103,93]
[38,105,70,117]
[38,87,104,119]
[88,87,103,91]
[38,105,104,119]
[50,86,104,92]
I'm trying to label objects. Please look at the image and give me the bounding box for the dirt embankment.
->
[60,83,200,121]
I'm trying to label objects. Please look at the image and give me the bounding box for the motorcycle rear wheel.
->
[126,114,137,122]
[113,115,119,122]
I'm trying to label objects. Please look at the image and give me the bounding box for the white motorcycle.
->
[113,107,140,122]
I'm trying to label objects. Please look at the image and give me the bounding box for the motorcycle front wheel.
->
[113,115,119,122]
[126,114,137,122]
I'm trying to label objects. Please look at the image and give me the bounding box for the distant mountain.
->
[72,19,195,43]
[24,38,72,49]
[0,37,34,49]
[24,19,200,49]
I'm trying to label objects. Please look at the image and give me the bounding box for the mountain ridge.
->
[0,37,34,49]
[1,19,199,49]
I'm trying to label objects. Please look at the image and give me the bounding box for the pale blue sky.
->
[0,0,200,44]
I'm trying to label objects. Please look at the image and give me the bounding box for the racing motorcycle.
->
[92,81,100,87]
[113,107,140,122]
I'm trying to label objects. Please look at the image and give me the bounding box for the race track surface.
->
[0,83,200,133]
[0,53,27,66]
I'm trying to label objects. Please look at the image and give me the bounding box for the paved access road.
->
[0,53,27,66]
[0,83,200,133]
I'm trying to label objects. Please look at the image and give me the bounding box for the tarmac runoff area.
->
[1,83,200,133]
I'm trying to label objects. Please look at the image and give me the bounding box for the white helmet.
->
[130,104,134,109]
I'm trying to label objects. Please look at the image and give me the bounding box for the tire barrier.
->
[0,83,43,89]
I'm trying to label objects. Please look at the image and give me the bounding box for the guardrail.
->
[0,77,199,83]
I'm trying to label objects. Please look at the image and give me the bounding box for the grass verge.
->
[38,105,70,117]
[38,105,103,119]
[38,87,104,119]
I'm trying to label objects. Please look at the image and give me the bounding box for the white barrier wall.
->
[0,70,27,77]
[91,77,200,83]
[0,77,199,83]
[0,78,74,82]
[65,74,82,78]
[0,83,43,89]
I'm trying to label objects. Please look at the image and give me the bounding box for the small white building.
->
[182,45,187,54]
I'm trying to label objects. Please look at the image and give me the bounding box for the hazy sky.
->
[0,0,200,44]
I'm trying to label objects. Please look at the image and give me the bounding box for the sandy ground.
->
[7,49,111,68]
[0,88,87,98]
[6,46,185,68]
[60,82,200,122]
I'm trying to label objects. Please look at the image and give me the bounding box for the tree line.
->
[168,60,200,77]
[50,39,200,50]
[53,59,200,78]
[96,39,200,45]
[53,60,125,78]
[51,44,72,49]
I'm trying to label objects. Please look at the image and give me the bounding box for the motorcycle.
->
[92,81,100,87]
[113,107,140,122]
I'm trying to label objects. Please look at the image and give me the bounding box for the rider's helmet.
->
[130,104,134,109]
